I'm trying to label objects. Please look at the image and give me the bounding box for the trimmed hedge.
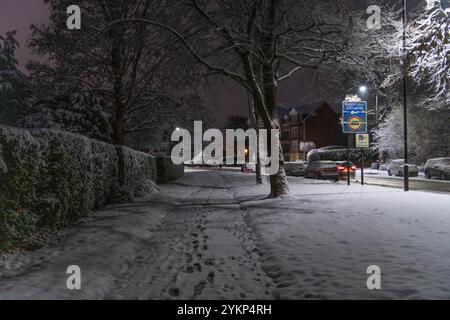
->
[318,148,376,164]
[0,126,183,251]
[156,156,185,184]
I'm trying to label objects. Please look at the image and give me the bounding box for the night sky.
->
[1,0,422,126]
[0,0,49,70]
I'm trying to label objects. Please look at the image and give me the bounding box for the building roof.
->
[277,101,340,120]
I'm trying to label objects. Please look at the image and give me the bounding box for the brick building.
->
[278,102,345,161]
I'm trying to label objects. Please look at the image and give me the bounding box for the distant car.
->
[203,159,222,167]
[304,161,339,182]
[424,157,450,180]
[387,159,419,177]
[284,162,306,176]
[241,162,256,173]
[335,161,357,180]
[184,160,196,167]
[318,145,348,151]
[370,162,380,170]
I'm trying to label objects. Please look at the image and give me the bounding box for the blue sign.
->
[342,101,368,134]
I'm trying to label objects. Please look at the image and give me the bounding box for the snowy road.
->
[1,169,450,299]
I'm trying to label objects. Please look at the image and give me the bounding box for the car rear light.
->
[337,166,345,170]
[351,166,357,170]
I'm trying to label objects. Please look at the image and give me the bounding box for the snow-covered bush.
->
[117,146,158,201]
[29,129,120,228]
[306,149,321,163]
[318,149,375,164]
[0,126,181,252]
[156,156,185,184]
[0,126,41,251]
[300,142,316,153]
[21,91,114,143]
[374,105,450,164]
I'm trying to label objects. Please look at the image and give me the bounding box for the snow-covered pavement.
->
[1,169,450,299]
[355,169,450,194]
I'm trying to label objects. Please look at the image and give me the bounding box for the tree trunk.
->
[267,111,289,197]
[111,24,125,146]
[114,98,125,146]
[261,63,289,196]
[248,94,265,185]
[260,0,289,197]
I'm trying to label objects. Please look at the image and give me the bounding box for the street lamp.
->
[359,85,367,94]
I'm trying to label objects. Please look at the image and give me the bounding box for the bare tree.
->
[27,0,206,145]
[105,0,353,196]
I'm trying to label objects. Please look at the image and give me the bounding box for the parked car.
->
[335,161,357,180]
[318,145,347,151]
[241,162,256,173]
[424,157,450,180]
[284,162,307,177]
[387,159,419,177]
[304,161,339,182]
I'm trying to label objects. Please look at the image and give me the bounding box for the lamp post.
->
[358,84,380,182]
[402,0,409,191]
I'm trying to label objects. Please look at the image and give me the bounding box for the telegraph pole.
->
[402,0,409,191]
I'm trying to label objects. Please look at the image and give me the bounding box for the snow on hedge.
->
[0,125,182,251]
[156,156,185,184]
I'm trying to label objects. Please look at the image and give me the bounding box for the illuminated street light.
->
[357,85,379,128]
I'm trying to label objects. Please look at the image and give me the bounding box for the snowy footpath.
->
[0,168,449,299]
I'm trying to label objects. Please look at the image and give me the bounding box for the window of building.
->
[281,130,290,141]
[291,127,298,140]
[291,140,298,151]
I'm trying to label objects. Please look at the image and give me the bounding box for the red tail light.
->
[337,166,345,170]
[351,166,357,170]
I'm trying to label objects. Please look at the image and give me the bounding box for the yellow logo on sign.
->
[348,116,363,131]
